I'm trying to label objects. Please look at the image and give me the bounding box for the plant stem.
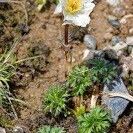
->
[6,95,18,119]
[15,55,43,64]
[90,85,100,108]
[64,24,70,62]
[65,24,69,45]
[64,24,73,64]
[90,95,98,108]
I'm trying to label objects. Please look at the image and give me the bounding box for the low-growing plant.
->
[0,88,5,106]
[0,49,17,89]
[78,106,111,133]
[89,58,117,84]
[0,115,13,128]
[0,48,17,108]
[0,39,41,118]
[103,63,117,84]
[68,66,93,96]
[42,85,69,116]
[37,125,65,133]
[73,104,86,118]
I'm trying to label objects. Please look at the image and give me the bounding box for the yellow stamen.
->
[65,0,83,14]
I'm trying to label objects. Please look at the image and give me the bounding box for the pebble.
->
[67,57,76,63]
[107,15,117,21]
[106,0,121,6]
[111,36,122,46]
[121,64,129,78]
[83,34,97,50]
[82,49,95,61]
[107,15,121,28]
[108,19,121,28]
[129,28,133,35]
[126,36,133,45]
[120,14,133,24]
[0,0,10,2]
[127,45,133,54]
[13,126,29,133]
[102,78,129,123]
[112,6,126,17]
[13,126,24,133]
[0,127,6,133]
[120,56,133,72]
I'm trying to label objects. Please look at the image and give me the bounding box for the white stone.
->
[82,49,95,61]
[83,34,97,50]
[106,0,121,6]
[126,36,133,45]
[0,127,6,133]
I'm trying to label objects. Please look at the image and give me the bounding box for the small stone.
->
[107,15,117,21]
[0,127,6,133]
[104,33,113,40]
[120,14,133,24]
[83,35,96,50]
[0,0,10,2]
[129,28,133,35]
[102,78,129,123]
[13,126,24,133]
[126,36,133,45]
[108,19,121,28]
[106,0,121,6]
[13,126,29,133]
[113,6,126,17]
[127,45,133,54]
[82,49,95,61]
[111,36,122,46]
[67,57,76,63]
[117,50,123,57]
[121,64,129,78]
[112,42,127,52]
[120,56,133,71]
[131,49,133,58]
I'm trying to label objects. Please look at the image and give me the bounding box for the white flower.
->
[54,0,95,27]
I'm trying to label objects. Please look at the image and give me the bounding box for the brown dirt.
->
[0,0,133,132]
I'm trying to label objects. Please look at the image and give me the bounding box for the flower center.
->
[65,0,83,14]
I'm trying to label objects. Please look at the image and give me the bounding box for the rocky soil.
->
[0,0,133,133]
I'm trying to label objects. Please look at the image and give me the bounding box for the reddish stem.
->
[65,24,69,45]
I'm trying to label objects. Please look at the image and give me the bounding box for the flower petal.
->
[82,2,95,14]
[54,0,63,14]
[63,13,91,27]
[84,0,95,3]
[63,1,95,27]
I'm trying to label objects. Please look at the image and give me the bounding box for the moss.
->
[0,115,13,128]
